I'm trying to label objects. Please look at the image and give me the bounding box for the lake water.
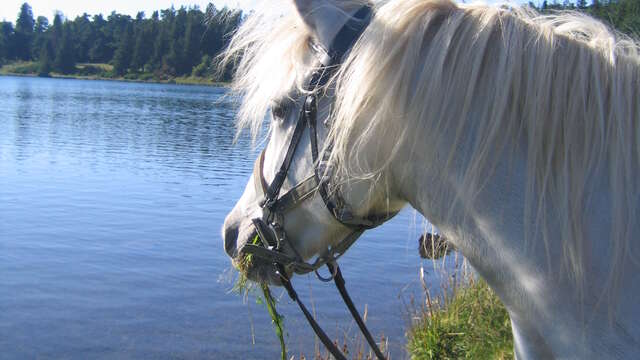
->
[0,75,453,359]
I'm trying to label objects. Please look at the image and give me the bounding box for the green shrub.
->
[75,65,103,76]
[408,278,514,360]
[1,61,39,74]
[100,70,116,78]
[123,72,140,80]
[191,55,212,78]
[137,72,154,81]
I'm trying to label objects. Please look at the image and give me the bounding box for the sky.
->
[0,0,262,22]
[0,0,531,23]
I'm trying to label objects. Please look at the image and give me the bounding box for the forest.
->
[539,0,640,34]
[0,3,242,82]
[0,0,638,83]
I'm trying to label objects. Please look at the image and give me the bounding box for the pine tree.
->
[38,39,53,76]
[0,30,5,62]
[102,12,131,63]
[131,15,155,71]
[32,16,49,59]
[183,9,205,74]
[150,17,169,68]
[112,22,134,75]
[51,13,63,49]
[14,3,35,60]
[73,14,94,63]
[201,4,220,57]
[0,22,14,62]
[54,22,75,74]
[16,3,35,33]
[88,14,108,62]
[34,16,48,33]
[165,7,188,75]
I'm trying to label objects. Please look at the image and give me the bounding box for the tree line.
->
[537,0,640,36]
[0,3,243,81]
[0,1,639,81]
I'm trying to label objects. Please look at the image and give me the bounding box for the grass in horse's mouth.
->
[233,235,287,360]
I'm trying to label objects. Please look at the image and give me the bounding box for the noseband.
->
[241,6,391,359]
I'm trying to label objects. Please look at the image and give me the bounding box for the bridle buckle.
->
[259,197,276,209]
[304,95,317,121]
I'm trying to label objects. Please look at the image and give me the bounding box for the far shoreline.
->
[0,72,229,88]
[0,62,229,88]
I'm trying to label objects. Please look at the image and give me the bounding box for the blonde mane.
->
[224,0,640,303]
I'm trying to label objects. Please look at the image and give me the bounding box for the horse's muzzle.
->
[222,215,285,286]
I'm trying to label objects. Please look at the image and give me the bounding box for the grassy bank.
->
[408,275,514,359]
[0,61,226,86]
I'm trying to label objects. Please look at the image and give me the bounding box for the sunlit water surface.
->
[0,76,455,359]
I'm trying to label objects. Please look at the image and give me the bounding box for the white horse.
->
[222,0,640,358]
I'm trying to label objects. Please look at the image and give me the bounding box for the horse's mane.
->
[224,0,640,302]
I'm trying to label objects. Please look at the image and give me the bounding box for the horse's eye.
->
[271,99,292,120]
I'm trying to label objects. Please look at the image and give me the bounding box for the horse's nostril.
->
[223,225,239,258]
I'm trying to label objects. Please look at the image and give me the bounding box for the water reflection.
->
[3,77,254,183]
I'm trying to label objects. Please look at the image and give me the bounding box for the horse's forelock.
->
[221,2,313,141]
[221,0,373,143]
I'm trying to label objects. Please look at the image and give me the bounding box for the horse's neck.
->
[391,122,640,357]
[397,132,542,281]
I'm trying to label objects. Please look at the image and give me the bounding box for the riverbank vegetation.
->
[0,2,242,83]
[0,61,226,85]
[409,272,513,359]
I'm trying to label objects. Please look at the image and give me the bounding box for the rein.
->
[242,6,390,359]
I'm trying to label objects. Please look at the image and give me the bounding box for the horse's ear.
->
[291,0,361,51]
[291,0,316,20]
[291,0,324,30]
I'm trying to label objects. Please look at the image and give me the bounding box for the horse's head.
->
[222,0,403,285]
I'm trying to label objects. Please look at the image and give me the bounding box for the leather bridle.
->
[242,6,392,360]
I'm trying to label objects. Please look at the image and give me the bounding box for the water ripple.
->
[0,76,438,359]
